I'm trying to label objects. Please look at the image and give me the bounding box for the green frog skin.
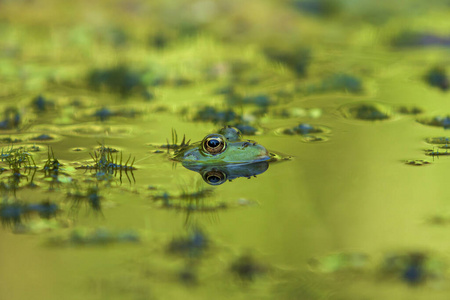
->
[173,127,270,165]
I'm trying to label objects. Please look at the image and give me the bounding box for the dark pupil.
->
[208,175,220,183]
[208,139,220,148]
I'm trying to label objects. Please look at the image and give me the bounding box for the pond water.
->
[0,1,450,299]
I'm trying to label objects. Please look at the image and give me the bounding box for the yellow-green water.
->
[0,0,450,299]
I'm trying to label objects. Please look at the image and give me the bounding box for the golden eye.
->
[202,134,226,155]
[203,170,227,185]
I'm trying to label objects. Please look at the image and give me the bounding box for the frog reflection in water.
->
[172,127,273,185]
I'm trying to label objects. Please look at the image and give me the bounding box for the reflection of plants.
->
[152,182,224,225]
[167,228,208,257]
[0,201,25,227]
[48,228,140,247]
[67,183,103,215]
[0,199,59,228]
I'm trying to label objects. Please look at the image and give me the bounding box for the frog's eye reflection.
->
[202,134,226,155]
[203,170,227,185]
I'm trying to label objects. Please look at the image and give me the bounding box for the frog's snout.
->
[256,144,270,160]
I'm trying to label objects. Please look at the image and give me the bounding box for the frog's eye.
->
[203,170,227,185]
[202,134,226,155]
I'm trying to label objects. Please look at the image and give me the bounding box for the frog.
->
[172,127,271,165]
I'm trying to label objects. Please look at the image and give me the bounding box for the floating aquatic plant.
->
[193,106,242,124]
[31,95,55,112]
[77,143,136,183]
[0,146,38,195]
[161,129,191,153]
[1,145,36,169]
[424,67,449,91]
[425,148,450,158]
[405,160,430,166]
[425,137,450,144]
[340,102,391,121]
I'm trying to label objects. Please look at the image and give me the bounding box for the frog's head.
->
[175,133,270,165]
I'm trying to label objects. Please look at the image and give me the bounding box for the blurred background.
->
[0,0,449,299]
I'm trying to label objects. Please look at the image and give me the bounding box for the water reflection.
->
[182,161,269,185]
